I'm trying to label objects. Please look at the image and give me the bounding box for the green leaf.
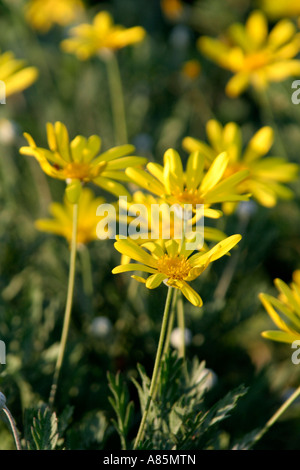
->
[25,406,59,450]
[107,371,134,450]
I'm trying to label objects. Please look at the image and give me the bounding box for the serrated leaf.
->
[27,406,59,450]
[107,371,134,450]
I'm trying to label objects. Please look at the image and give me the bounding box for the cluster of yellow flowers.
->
[5,0,300,336]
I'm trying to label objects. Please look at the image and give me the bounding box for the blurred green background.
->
[1,0,300,450]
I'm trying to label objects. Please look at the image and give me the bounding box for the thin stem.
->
[133,287,174,450]
[103,51,128,145]
[162,288,179,358]
[2,405,22,450]
[79,244,94,297]
[177,293,185,360]
[49,203,78,408]
[248,385,300,449]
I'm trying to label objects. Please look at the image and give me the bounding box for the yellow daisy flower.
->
[19,121,147,203]
[112,234,242,307]
[125,148,250,220]
[25,0,84,33]
[182,120,299,213]
[260,270,300,344]
[60,11,146,60]
[35,187,111,246]
[0,50,38,98]
[119,190,227,247]
[198,10,300,97]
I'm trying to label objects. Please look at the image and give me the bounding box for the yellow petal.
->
[204,169,250,203]
[200,152,229,194]
[163,148,184,193]
[182,137,215,162]
[246,10,268,48]
[93,144,135,164]
[54,122,71,163]
[206,119,224,152]
[106,156,147,170]
[261,330,300,344]
[262,293,300,330]
[189,234,242,267]
[147,162,165,182]
[175,281,203,307]
[112,263,157,274]
[225,72,250,98]
[113,239,158,268]
[94,176,131,198]
[265,60,300,81]
[165,239,180,257]
[275,278,300,317]
[146,273,167,289]
[243,126,274,162]
[223,122,242,162]
[268,19,296,49]
[197,36,231,69]
[126,167,165,196]
[4,66,38,96]
[252,157,298,182]
[131,275,147,283]
[246,180,277,207]
[259,292,297,334]
[185,151,205,191]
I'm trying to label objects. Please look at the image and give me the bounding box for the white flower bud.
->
[170,327,192,349]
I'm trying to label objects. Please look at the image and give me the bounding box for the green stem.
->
[133,287,174,450]
[177,293,185,360]
[2,405,22,450]
[248,385,300,449]
[103,51,128,145]
[162,288,179,358]
[79,244,93,297]
[49,203,78,408]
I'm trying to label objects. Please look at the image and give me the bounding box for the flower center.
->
[244,51,270,71]
[173,188,204,206]
[157,254,191,280]
[63,162,91,180]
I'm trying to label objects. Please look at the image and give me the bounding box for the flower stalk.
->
[248,385,300,449]
[133,286,174,449]
[104,51,128,145]
[49,202,79,407]
[0,393,22,450]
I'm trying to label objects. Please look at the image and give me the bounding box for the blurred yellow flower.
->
[36,188,109,246]
[182,120,299,213]
[198,10,300,97]
[259,0,300,19]
[260,270,300,344]
[19,121,147,203]
[118,191,227,261]
[112,234,241,307]
[0,50,38,97]
[25,0,84,33]
[161,0,184,21]
[181,59,201,81]
[125,148,250,220]
[61,11,146,60]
